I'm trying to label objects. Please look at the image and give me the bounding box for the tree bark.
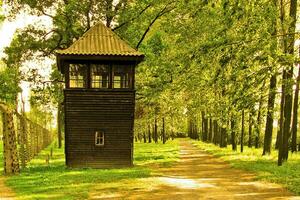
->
[220,125,227,148]
[154,116,158,143]
[213,120,219,145]
[148,124,152,143]
[202,111,208,141]
[162,117,166,144]
[231,118,237,151]
[263,75,277,155]
[278,0,298,165]
[143,132,147,143]
[208,118,213,142]
[255,85,264,149]
[241,110,245,153]
[291,65,300,153]
[1,109,20,174]
[248,112,253,148]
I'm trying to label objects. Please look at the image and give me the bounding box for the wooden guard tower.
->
[56,23,144,168]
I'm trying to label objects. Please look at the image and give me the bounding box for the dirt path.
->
[0,176,15,200]
[90,140,300,200]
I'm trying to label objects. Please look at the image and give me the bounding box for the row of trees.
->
[132,0,300,166]
[2,0,299,167]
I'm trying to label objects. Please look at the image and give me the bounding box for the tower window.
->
[69,64,87,88]
[91,64,110,88]
[113,65,131,89]
[95,131,104,146]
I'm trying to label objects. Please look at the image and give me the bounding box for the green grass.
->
[2,139,179,200]
[192,140,300,195]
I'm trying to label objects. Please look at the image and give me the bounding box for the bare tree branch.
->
[136,4,176,49]
[112,3,152,31]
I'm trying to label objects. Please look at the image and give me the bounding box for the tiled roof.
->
[56,23,143,57]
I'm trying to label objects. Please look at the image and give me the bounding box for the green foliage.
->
[0,66,21,104]
[192,141,300,195]
[4,139,179,200]
[0,0,4,23]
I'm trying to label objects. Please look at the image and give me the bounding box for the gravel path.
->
[90,139,300,200]
[0,177,15,200]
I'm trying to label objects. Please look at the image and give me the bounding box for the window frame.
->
[90,64,110,89]
[65,61,135,90]
[95,130,105,147]
[67,63,88,88]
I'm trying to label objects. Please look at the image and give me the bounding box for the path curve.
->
[90,140,300,200]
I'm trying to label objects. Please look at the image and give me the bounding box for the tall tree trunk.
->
[255,83,265,149]
[213,120,219,145]
[143,132,147,143]
[276,74,285,150]
[263,75,277,155]
[291,66,300,153]
[231,118,237,151]
[202,111,208,141]
[154,116,158,143]
[1,108,20,174]
[148,124,152,143]
[162,117,166,144]
[208,118,213,142]
[248,112,253,148]
[220,125,227,148]
[241,110,245,153]
[278,0,298,165]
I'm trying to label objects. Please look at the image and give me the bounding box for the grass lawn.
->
[192,140,300,195]
[2,139,179,200]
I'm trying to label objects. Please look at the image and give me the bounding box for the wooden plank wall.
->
[64,89,135,168]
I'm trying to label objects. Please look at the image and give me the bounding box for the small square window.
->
[95,131,104,146]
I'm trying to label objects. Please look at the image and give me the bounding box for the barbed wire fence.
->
[15,113,53,169]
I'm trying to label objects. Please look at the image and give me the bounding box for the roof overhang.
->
[56,53,145,73]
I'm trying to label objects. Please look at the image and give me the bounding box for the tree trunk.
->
[248,112,253,148]
[231,118,237,151]
[276,75,285,150]
[213,120,219,145]
[263,75,277,155]
[162,117,166,144]
[278,0,298,165]
[291,66,300,153]
[154,117,158,143]
[2,110,20,174]
[143,132,147,143]
[202,111,208,141]
[255,84,265,149]
[220,125,227,148]
[148,124,152,143]
[241,110,245,153]
[208,118,213,142]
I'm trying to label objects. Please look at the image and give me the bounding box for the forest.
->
[1,0,300,199]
